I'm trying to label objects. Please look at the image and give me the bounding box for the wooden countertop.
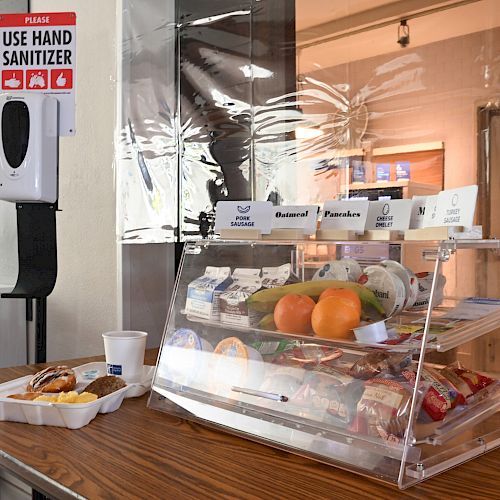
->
[0,351,498,499]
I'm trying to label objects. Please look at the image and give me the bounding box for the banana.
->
[258,313,277,331]
[247,280,386,317]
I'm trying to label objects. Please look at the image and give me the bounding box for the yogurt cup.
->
[168,328,213,352]
[338,258,363,281]
[213,337,265,396]
[353,320,388,343]
[359,265,406,317]
[159,328,213,389]
[409,272,446,311]
[381,260,418,310]
[313,259,360,282]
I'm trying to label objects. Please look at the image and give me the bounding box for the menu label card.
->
[432,185,478,228]
[365,199,413,231]
[410,195,428,229]
[272,205,318,234]
[320,200,369,232]
[423,195,439,228]
[215,201,273,234]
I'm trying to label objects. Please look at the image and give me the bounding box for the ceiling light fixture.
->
[397,19,410,48]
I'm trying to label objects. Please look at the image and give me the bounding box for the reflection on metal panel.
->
[119,1,500,242]
[118,0,177,243]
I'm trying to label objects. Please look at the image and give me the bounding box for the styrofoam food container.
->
[353,320,388,343]
[359,265,406,317]
[381,260,419,310]
[0,362,155,429]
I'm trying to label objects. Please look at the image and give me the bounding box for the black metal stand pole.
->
[35,298,47,364]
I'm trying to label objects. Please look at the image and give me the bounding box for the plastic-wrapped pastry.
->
[348,351,412,380]
[350,378,414,443]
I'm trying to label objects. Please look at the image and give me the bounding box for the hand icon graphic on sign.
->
[56,72,66,87]
[50,69,72,90]
[27,70,48,89]
[4,76,21,88]
[2,70,24,90]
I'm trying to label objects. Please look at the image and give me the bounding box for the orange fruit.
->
[311,296,361,339]
[318,288,362,316]
[274,294,316,334]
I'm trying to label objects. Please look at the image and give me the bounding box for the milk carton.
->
[220,268,262,327]
[261,264,292,288]
[185,267,232,320]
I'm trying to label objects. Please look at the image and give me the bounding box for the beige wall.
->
[30,0,119,360]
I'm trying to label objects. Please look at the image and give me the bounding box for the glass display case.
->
[148,239,500,489]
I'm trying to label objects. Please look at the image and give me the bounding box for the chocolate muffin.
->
[84,376,126,398]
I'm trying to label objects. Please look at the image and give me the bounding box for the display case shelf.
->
[182,304,500,353]
[152,377,422,465]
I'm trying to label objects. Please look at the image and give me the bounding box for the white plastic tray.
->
[0,362,155,429]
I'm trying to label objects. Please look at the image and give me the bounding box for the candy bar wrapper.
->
[402,366,455,422]
[440,361,496,403]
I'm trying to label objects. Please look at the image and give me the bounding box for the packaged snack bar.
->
[348,351,412,380]
[220,268,262,327]
[185,266,232,320]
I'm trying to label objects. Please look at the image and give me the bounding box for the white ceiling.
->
[296,0,400,31]
[297,0,500,72]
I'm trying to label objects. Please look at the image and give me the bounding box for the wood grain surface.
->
[0,351,498,499]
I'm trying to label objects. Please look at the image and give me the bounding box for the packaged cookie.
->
[348,351,412,380]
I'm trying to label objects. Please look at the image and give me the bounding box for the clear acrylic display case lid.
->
[149,239,500,489]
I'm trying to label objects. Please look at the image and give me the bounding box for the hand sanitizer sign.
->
[0,12,76,135]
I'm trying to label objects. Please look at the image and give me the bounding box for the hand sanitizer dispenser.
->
[0,93,58,203]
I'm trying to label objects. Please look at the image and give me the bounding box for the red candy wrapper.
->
[441,362,494,399]
[402,366,453,421]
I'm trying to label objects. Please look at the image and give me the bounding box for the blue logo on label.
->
[237,205,251,214]
[107,363,122,375]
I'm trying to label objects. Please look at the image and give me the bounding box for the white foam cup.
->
[102,330,148,383]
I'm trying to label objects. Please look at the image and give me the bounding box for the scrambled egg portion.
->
[34,391,98,403]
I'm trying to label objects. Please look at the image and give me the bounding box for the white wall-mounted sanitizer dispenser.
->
[0,93,58,203]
